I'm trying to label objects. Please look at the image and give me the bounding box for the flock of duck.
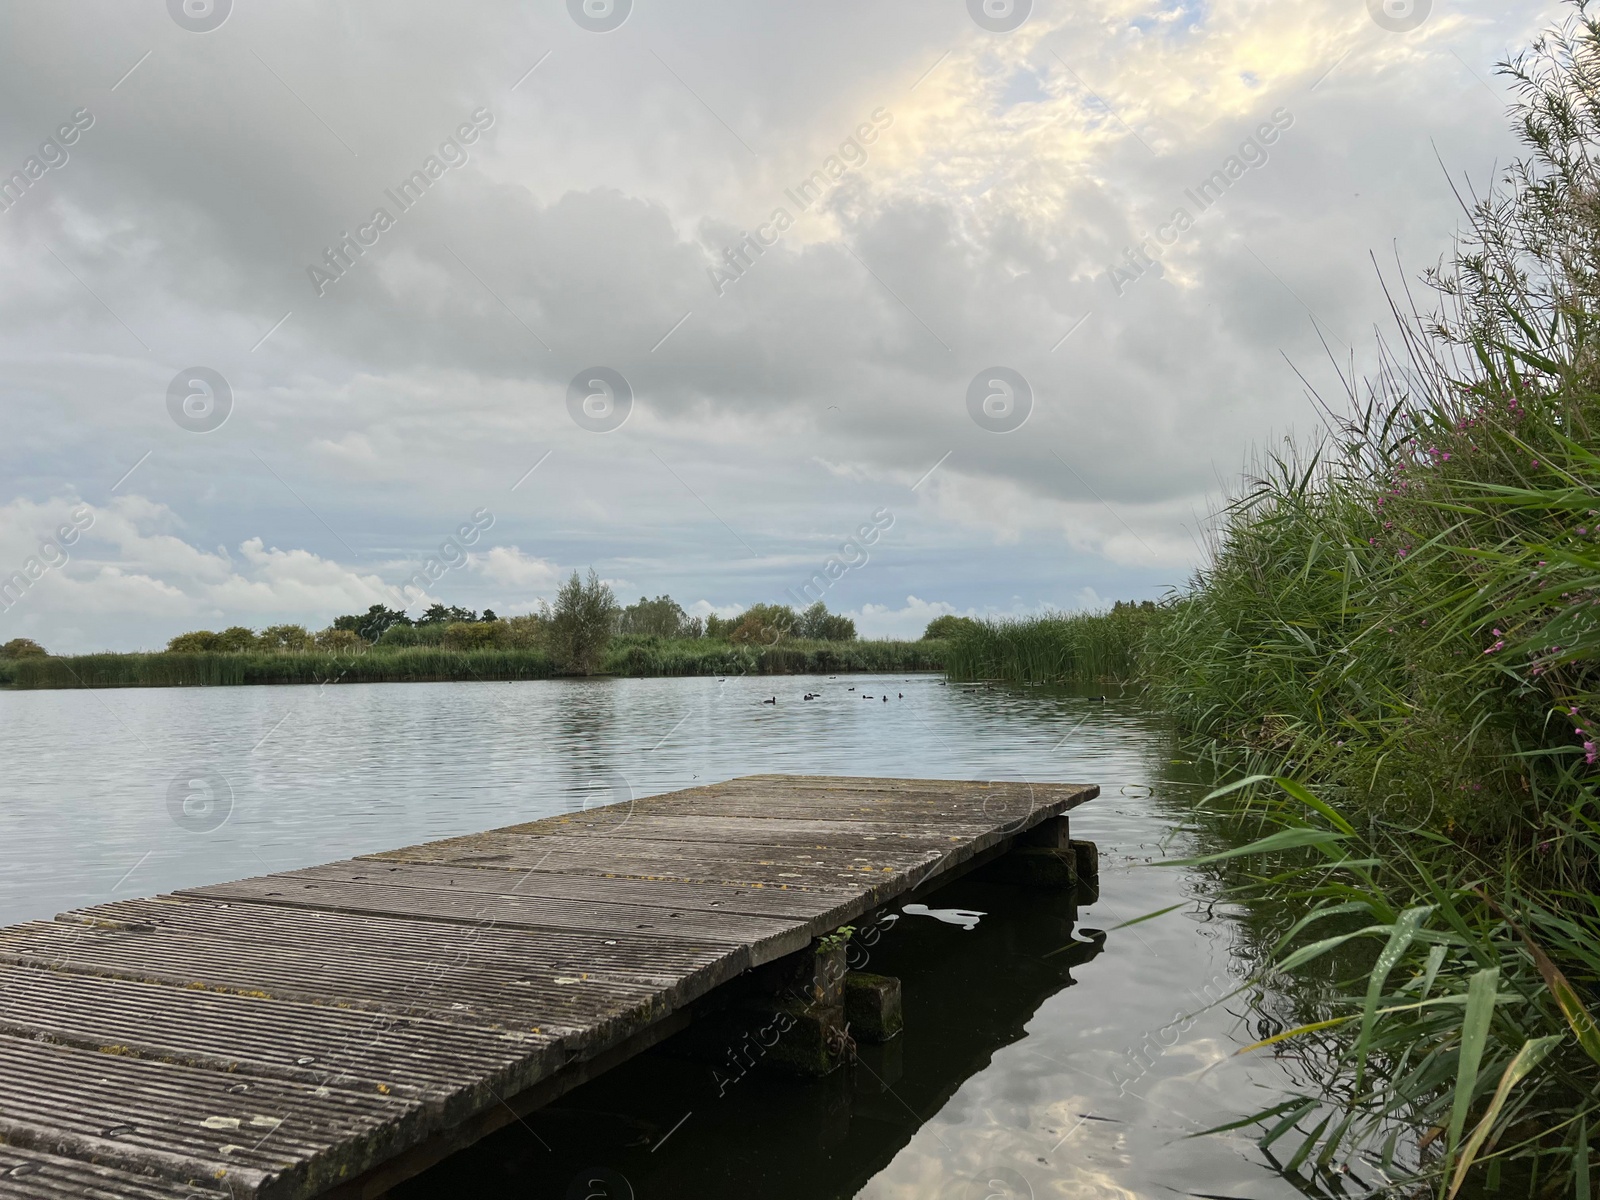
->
[755,682,910,705]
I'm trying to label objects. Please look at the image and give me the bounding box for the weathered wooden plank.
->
[526,782,1093,829]
[0,1034,418,1199]
[0,774,1098,1200]
[483,812,1006,846]
[238,860,861,921]
[0,963,559,1106]
[181,876,811,962]
[3,903,740,1047]
[368,831,954,888]
[0,1143,230,1198]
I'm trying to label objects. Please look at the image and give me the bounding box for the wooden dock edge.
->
[317,784,1098,1199]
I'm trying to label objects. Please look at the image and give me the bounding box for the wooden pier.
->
[0,775,1096,1199]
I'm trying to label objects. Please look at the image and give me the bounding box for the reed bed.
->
[1186,777,1600,1197]
[8,639,945,689]
[941,604,1159,685]
[10,647,557,688]
[1147,9,1600,1192]
[601,635,948,677]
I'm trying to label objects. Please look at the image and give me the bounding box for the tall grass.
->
[11,647,556,688]
[942,603,1160,685]
[1148,8,1600,1192]
[1186,777,1600,1197]
[7,638,945,689]
[601,635,947,677]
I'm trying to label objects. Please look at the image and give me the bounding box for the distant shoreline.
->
[0,637,950,690]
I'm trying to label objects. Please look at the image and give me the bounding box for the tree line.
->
[151,570,873,675]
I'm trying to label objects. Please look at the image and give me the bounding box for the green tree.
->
[416,602,478,626]
[260,624,313,652]
[334,604,411,642]
[547,569,616,674]
[166,630,222,653]
[0,638,47,659]
[215,626,258,652]
[617,594,698,638]
[314,627,366,652]
[728,603,795,645]
[923,614,979,641]
[795,601,856,641]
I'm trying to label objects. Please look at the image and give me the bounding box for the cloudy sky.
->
[0,0,1557,651]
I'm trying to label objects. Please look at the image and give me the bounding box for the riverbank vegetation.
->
[4,572,942,688]
[933,8,1600,1190]
[1039,12,1600,1192]
[940,602,1159,686]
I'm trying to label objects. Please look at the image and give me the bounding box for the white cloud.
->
[0,0,1553,647]
[686,598,747,621]
[472,545,560,590]
[0,494,407,651]
[848,596,961,640]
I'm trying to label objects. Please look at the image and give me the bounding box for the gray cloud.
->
[0,0,1558,649]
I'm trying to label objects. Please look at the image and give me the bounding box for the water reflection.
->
[0,673,1306,1198]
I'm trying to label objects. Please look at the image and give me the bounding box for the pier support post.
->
[978,818,1099,902]
[992,846,1078,888]
[724,933,854,1077]
[843,972,903,1042]
[1022,814,1071,848]
[1071,839,1100,905]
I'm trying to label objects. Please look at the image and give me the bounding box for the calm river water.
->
[0,673,1312,1199]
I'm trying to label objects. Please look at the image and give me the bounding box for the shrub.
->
[442,619,510,650]
[167,627,262,653]
[314,627,366,652]
[547,569,616,674]
[259,624,313,652]
[215,626,258,652]
[378,622,447,647]
[504,613,546,649]
[922,615,979,641]
[794,601,855,641]
[0,637,47,659]
[616,595,701,638]
[166,630,222,653]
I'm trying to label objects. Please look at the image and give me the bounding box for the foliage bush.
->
[547,569,616,675]
[616,595,702,639]
[922,615,979,641]
[0,637,47,659]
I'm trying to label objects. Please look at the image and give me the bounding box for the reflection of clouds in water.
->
[903,902,986,930]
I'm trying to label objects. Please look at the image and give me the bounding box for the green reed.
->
[1152,7,1600,1190]
[7,639,946,689]
[941,604,1160,685]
